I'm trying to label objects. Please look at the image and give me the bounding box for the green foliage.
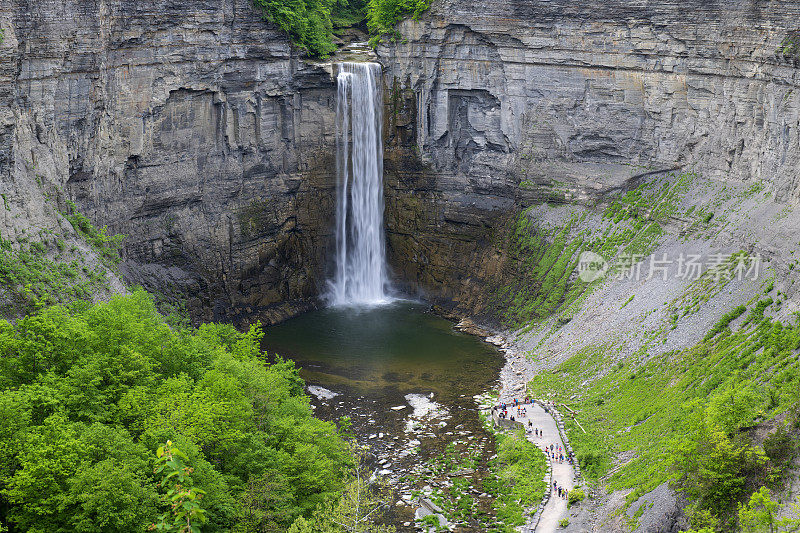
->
[559,517,569,528]
[0,243,109,316]
[233,471,294,532]
[738,487,779,533]
[671,399,768,519]
[568,487,585,506]
[309,445,395,533]
[527,304,800,520]
[366,0,430,45]
[482,430,547,530]
[743,298,773,327]
[249,0,430,54]
[61,200,125,266]
[777,31,800,60]
[3,414,160,532]
[252,0,337,56]
[331,0,367,28]
[763,427,796,477]
[152,441,207,533]
[0,200,125,316]
[250,0,430,54]
[498,174,698,330]
[703,305,746,341]
[0,291,350,532]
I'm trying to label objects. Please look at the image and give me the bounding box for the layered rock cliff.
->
[0,0,338,322]
[378,0,800,317]
[3,0,800,325]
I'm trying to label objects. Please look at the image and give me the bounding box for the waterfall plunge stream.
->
[327,62,390,306]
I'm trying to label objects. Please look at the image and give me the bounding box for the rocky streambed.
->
[261,301,509,531]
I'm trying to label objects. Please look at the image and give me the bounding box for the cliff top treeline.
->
[252,0,430,55]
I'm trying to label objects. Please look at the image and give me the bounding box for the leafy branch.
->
[150,441,208,533]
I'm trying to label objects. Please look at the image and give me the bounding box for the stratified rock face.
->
[378,0,800,314]
[1,0,338,323]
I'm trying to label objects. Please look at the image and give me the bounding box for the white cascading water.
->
[326,62,390,306]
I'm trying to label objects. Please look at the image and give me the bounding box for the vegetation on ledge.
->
[251,0,430,56]
[498,173,698,331]
[0,199,123,318]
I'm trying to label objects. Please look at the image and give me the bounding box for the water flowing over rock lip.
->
[325,61,392,306]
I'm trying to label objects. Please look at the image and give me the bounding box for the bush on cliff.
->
[251,0,430,55]
[366,0,430,45]
[253,0,338,56]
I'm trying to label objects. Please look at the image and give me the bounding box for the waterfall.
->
[326,62,390,306]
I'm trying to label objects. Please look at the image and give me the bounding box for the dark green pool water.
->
[261,300,502,403]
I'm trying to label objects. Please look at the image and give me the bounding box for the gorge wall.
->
[2,0,800,325]
[379,0,800,317]
[0,0,338,322]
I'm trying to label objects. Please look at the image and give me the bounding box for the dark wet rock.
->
[1,0,338,324]
[378,0,800,324]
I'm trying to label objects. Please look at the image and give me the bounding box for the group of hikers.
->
[544,441,572,465]
[492,396,573,464]
[492,397,576,499]
[493,396,534,421]
[552,480,570,501]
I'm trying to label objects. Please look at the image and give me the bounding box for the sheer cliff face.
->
[3,0,800,323]
[378,0,800,313]
[0,0,337,322]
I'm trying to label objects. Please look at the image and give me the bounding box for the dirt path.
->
[497,400,575,532]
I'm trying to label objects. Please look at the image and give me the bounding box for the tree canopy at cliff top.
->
[252,0,430,56]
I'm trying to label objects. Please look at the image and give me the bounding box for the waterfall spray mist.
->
[327,62,391,306]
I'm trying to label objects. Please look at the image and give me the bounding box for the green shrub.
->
[61,200,124,265]
[29,241,47,255]
[742,298,773,327]
[568,488,585,505]
[367,0,430,45]
[331,0,367,27]
[483,429,547,529]
[576,446,606,479]
[253,0,337,56]
[703,305,746,341]
[777,31,800,60]
[250,0,430,55]
[763,427,796,476]
[559,517,570,528]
